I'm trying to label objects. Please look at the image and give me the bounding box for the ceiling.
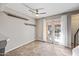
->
[1,3,79,19]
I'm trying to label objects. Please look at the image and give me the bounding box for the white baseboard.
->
[5,39,35,54]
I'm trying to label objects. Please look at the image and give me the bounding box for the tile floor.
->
[6,40,72,56]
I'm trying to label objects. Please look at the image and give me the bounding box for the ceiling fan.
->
[22,4,46,16]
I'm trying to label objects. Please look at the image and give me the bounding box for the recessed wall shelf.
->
[3,11,29,21]
[24,23,36,26]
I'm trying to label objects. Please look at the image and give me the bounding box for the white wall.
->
[61,15,71,48]
[0,12,35,53]
[36,19,43,41]
[61,15,68,46]
[43,19,47,41]
[36,19,48,42]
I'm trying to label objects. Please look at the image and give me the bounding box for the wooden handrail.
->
[74,28,79,47]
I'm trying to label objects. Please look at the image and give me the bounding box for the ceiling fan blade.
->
[22,4,35,11]
[39,12,46,14]
[37,8,44,10]
[29,10,36,14]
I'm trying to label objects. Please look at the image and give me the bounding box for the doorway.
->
[71,14,79,48]
[46,18,61,44]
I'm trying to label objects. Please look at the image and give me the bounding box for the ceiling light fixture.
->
[36,14,39,17]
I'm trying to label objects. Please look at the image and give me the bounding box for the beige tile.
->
[6,41,72,56]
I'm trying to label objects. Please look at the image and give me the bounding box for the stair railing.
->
[74,28,79,47]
